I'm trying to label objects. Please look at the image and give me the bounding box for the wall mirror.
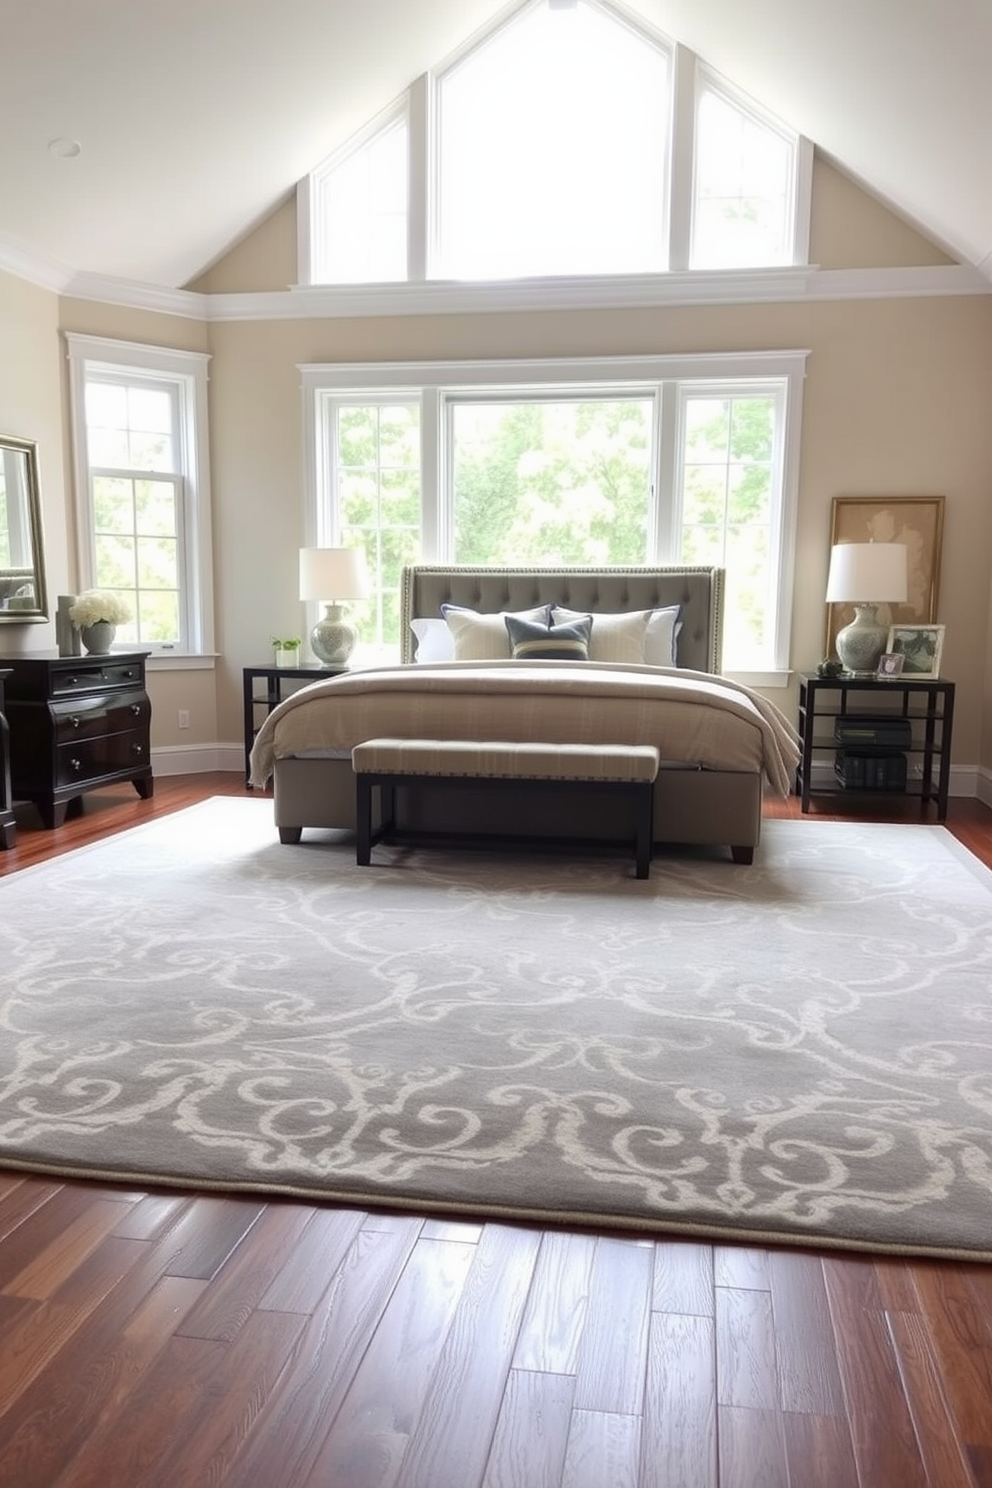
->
[0,433,48,623]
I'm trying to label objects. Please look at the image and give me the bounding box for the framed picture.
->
[876,652,904,680]
[885,624,945,679]
[824,496,944,660]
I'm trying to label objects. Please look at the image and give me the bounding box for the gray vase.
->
[79,620,116,655]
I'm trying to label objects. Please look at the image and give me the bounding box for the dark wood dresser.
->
[0,667,14,847]
[0,651,153,828]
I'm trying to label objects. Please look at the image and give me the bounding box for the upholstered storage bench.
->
[352,738,660,878]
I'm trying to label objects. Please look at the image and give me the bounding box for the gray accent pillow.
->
[505,614,592,661]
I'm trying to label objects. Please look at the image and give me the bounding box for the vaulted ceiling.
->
[2,0,989,292]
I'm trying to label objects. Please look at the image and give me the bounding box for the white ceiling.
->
[1,0,989,291]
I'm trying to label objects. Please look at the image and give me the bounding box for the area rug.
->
[2,798,992,1259]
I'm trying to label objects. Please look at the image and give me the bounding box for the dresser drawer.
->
[56,729,149,788]
[51,660,146,696]
[53,690,149,744]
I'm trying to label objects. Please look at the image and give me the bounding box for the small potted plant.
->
[272,636,302,668]
[69,590,133,654]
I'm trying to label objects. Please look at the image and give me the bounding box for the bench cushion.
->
[352,738,660,783]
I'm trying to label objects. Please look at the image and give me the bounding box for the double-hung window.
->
[65,335,214,658]
[304,352,806,682]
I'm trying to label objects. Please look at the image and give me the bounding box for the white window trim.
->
[64,332,215,659]
[301,350,808,684]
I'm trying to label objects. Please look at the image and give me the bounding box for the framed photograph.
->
[885,624,945,679]
[824,496,944,660]
[876,652,904,680]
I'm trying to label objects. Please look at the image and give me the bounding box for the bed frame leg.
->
[730,845,754,865]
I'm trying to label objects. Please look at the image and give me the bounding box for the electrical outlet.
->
[178,709,190,729]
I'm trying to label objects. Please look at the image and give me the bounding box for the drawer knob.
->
[131,743,144,756]
[130,703,141,716]
[69,715,81,729]
[70,758,82,773]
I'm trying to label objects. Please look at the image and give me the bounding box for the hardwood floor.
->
[2,776,992,1487]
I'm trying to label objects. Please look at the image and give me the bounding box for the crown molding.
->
[2,233,988,321]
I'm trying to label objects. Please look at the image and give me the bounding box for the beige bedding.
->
[249,660,800,797]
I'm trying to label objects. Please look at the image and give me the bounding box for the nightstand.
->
[796,672,954,819]
[0,652,153,828]
[243,662,347,786]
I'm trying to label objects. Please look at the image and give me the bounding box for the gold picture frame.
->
[824,496,944,661]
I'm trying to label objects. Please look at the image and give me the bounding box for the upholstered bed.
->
[249,564,799,863]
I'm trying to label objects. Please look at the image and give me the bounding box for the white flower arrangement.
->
[68,589,133,628]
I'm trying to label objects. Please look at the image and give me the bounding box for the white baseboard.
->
[151,742,245,777]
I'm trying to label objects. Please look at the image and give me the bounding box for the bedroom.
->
[2,1,992,1482]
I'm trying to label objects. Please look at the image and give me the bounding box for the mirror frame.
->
[0,433,48,624]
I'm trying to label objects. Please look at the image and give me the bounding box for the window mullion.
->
[408,73,429,282]
[655,383,680,559]
[421,388,442,557]
[667,45,696,274]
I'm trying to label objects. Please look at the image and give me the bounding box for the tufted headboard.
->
[399,565,725,673]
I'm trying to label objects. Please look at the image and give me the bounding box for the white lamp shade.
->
[299,546,369,602]
[825,542,908,605]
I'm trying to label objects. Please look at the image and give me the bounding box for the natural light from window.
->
[436,1,670,278]
[692,83,793,268]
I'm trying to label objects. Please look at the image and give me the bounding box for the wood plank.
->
[823,1258,929,1487]
[887,1308,977,1488]
[715,1287,779,1410]
[175,1201,314,1341]
[560,1410,640,1488]
[767,1251,846,1414]
[0,1178,62,1245]
[6,1198,136,1300]
[0,1184,105,1287]
[151,1194,267,1280]
[0,1275,206,1488]
[110,1193,191,1241]
[651,1241,714,1317]
[136,1309,306,1488]
[512,1231,597,1374]
[714,1245,770,1291]
[0,1237,147,1419]
[303,1235,476,1488]
[480,1368,574,1488]
[228,1220,424,1488]
[50,1335,228,1488]
[641,1312,717,1488]
[573,1238,653,1414]
[910,1264,992,1445]
[395,1223,542,1488]
[257,1205,367,1314]
[718,1406,789,1488]
[781,1413,860,1488]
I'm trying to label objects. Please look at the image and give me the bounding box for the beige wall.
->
[3,158,992,784]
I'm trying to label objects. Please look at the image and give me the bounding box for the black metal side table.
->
[796,671,955,819]
[243,662,347,786]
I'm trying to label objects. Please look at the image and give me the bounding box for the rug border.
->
[4,1151,991,1264]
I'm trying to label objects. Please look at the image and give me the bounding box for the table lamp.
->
[299,546,369,666]
[825,540,908,675]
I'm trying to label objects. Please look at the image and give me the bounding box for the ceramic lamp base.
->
[310,603,356,666]
[835,603,887,675]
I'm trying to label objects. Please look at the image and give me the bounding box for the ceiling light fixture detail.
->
[48,137,82,160]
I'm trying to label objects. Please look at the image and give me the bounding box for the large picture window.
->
[304,352,806,680]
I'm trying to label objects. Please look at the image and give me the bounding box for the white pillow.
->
[410,616,455,663]
[441,604,551,661]
[552,604,683,666]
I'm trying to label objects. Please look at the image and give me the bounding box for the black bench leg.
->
[356,777,373,864]
[635,783,653,879]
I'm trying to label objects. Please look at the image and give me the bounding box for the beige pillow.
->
[442,604,551,660]
[552,604,682,666]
